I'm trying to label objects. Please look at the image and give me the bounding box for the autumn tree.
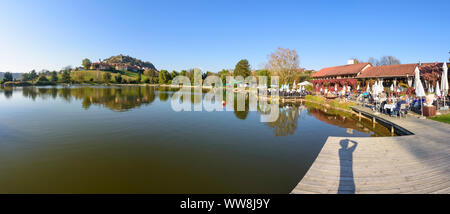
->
[266,47,300,85]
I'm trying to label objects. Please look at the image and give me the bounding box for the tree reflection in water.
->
[266,105,301,136]
[2,86,394,137]
[18,86,159,112]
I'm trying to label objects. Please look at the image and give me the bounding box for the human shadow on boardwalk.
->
[338,139,358,194]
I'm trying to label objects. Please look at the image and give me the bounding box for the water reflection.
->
[266,105,300,136]
[1,86,394,137]
[18,86,158,112]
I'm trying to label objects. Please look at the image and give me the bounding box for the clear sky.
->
[0,0,449,73]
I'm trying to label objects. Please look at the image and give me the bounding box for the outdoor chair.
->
[399,104,407,118]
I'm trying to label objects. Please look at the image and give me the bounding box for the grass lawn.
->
[429,113,450,124]
[304,95,356,110]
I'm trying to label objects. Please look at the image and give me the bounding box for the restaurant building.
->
[311,59,371,91]
[312,60,447,93]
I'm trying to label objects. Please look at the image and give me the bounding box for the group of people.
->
[361,92,447,117]
[266,87,311,97]
[318,88,353,101]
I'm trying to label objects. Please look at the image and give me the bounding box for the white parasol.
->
[436,81,441,97]
[414,67,426,97]
[441,62,448,107]
[414,67,426,117]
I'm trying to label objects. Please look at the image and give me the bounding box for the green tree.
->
[137,72,142,83]
[144,69,158,83]
[22,73,31,81]
[62,70,71,83]
[171,70,179,80]
[36,74,49,84]
[103,72,112,83]
[158,70,170,84]
[218,69,230,84]
[30,70,38,81]
[115,74,123,83]
[188,68,202,84]
[51,71,58,82]
[3,72,13,82]
[82,58,92,70]
[234,59,251,78]
[257,69,270,86]
[180,70,187,76]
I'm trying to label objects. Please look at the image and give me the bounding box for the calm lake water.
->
[0,86,392,193]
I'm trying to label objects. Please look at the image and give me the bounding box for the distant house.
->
[90,62,112,71]
[114,63,140,72]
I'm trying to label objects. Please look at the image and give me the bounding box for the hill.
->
[103,54,157,71]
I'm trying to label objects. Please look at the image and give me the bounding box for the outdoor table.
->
[384,103,396,113]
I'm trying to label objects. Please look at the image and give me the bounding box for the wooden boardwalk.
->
[291,105,450,194]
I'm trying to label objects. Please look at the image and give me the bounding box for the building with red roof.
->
[312,60,447,93]
[311,60,372,91]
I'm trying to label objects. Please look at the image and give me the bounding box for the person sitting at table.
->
[392,97,408,117]
[380,99,387,113]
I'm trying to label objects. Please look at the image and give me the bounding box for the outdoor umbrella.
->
[372,81,378,95]
[379,80,384,93]
[292,81,296,90]
[436,82,441,97]
[357,85,360,91]
[441,62,449,107]
[414,67,426,116]
[415,67,426,96]
[334,85,337,92]
[390,84,394,92]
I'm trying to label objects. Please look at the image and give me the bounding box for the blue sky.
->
[0,0,449,73]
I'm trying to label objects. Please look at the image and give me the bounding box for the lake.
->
[0,86,393,193]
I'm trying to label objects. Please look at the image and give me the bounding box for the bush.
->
[36,75,49,83]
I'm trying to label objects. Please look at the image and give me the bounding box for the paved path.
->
[291,105,450,194]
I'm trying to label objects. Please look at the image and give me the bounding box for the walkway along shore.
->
[291,105,450,194]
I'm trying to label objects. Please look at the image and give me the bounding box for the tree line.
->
[2,47,316,86]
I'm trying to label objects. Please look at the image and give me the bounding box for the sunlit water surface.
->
[0,86,392,193]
